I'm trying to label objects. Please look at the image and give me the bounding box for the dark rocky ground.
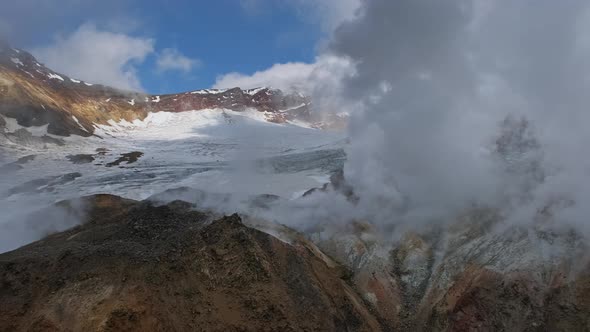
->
[2,192,590,331]
[0,195,382,332]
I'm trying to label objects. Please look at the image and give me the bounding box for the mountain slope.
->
[0,195,382,332]
[3,192,590,331]
[0,45,315,139]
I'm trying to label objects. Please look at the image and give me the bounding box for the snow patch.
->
[95,108,294,141]
[70,78,81,83]
[47,73,64,81]
[71,116,88,132]
[22,71,35,79]
[3,116,49,136]
[128,99,135,106]
[152,96,161,103]
[246,87,267,96]
[191,89,228,95]
[84,82,93,86]
[10,57,23,66]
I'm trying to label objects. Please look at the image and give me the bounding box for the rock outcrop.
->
[2,192,590,331]
[0,195,382,332]
[0,46,315,140]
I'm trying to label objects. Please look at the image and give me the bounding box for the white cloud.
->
[214,54,355,112]
[239,0,361,33]
[33,23,154,91]
[287,0,362,32]
[225,0,362,112]
[215,61,316,91]
[0,0,132,43]
[156,48,200,74]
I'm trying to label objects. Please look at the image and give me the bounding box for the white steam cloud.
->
[33,23,154,91]
[214,54,356,114]
[209,0,590,238]
[325,0,590,232]
[156,48,201,74]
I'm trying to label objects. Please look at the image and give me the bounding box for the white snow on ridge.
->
[10,57,23,66]
[128,99,135,106]
[70,78,81,83]
[152,96,161,103]
[12,48,20,53]
[246,87,267,96]
[191,89,228,95]
[84,82,93,86]
[47,73,64,81]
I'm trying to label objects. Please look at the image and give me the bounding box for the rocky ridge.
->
[0,45,323,142]
[0,195,382,332]
[2,190,590,331]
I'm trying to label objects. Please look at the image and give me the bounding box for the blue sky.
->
[135,1,322,93]
[0,0,347,94]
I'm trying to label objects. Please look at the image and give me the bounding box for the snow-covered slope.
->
[0,108,346,252]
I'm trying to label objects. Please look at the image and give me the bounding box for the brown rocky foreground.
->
[0,195,381,332]
[1,193,590,331]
